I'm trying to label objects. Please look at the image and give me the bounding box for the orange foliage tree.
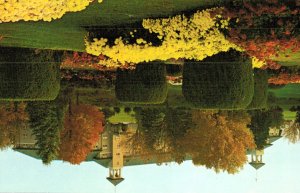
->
[61,52,107,70]
[180,110,255,174]
[219,0,300,69]
[268,73,300,85]
[0,102,29,149]
[59,104,104,164]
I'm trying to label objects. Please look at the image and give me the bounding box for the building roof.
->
[13,148,41,160]
[13,148,101,163]
[106,177,124,186]
[85,150,101,162]
[249,162,265,170]
[264,143,273,149]
[268,136,282,144]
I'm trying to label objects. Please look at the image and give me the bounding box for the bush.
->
[0,47,61,101]
[113,107,121,113]
[247,69,269,109]
[182,50,254,109]
[124,107,132,113]
[115,62,168,104]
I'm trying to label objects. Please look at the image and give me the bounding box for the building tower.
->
[106,134,124,186]
[249,149,265,170]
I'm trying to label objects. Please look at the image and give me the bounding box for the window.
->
[103,144,108,150]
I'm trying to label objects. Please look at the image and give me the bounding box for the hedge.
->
[0,47,61,101]
[247,69,269,109]
[182,50,254,109]
[115,62,167,104]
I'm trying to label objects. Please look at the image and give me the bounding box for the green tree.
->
[26,97,66,164]
[247,107,283,149]
[130,107,193,164]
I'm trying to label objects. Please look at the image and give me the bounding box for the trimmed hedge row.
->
[247,69,269,109]
[115,62,167,104]
[182,50,254,109]
[0,47,61,101]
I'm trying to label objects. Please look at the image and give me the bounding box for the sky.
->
[0,138,299,193]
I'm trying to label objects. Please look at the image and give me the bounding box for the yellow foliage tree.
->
[180,110,255,174]
[85,8,241,67]
[283,121,300,144]
[0,0,103,23]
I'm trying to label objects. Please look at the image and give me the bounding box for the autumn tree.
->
[180,110,255,174]
[221,0,300,69]
[283,120,300,144]
[59,104,104,164]
[164,107,193,163]
[283,111,300,143]
[0,102,29,149]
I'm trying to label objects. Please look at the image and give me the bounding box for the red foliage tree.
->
[268,73,300,85]
[59,104,104,164]
[218,0,300,69]
[61,52,106,70]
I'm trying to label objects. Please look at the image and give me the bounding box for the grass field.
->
[1,0,300,66]
[268,83,300,120]
[272,50,300,66]
[269,84,300,98]
[108,107,136,123]
[0,0,218,51]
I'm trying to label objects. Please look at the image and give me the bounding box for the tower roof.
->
[106,177,124,186]
[249,162,265,170]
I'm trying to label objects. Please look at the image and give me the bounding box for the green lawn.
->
[108,107,136,123]
[0,0,219,51]
[268,83,300,120]
[269,84,300,98]
[272,50,300,66]
[167,84,192,108]
[1,0,300,66]
[283,111,297,121]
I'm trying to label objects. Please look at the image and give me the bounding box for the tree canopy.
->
[130,107,193,164]
[248,107,283,149]
[26,98,66,164]
[180,110,255,174]
[0,102,29,149]
[59,104,104,164]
